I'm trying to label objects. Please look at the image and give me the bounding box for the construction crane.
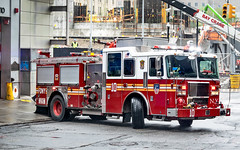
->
[161,0,240,56]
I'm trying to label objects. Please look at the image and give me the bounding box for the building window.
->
[188,2,191,6]
[99,7,101,15]
[195,3,198,7]
[108,53,121,76]
[112,0,114,5]
[202,3,205,7]
[124,59,135,76]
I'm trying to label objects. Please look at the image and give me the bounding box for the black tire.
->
[89,115,107,120]
[50,95,66,121]
[131,97,145,129]
[178,119,193,127]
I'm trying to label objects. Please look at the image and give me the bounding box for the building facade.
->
[1,0,239,98]
[0,0,54,98]
[20,0,54,96]
[0,0,20,99]
[181,0,240,17]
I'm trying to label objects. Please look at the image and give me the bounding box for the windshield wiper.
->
[180,77,186,84]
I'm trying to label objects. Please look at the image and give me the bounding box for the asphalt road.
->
[0,92,239,150]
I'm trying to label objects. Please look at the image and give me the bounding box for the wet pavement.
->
[0,89,237,127]
[0,98,50,126]
[0,92,239,149]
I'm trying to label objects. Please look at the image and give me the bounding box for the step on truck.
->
[33,44,230,129]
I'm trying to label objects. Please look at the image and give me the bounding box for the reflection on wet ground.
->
[0,99,50,126]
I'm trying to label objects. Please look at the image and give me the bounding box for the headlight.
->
[177,85,187,96]
[177,91,186,96]
[211,91,219,96]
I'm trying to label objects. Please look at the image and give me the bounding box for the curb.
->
[0,118,52,127]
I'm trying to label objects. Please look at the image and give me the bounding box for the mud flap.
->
[123,112,131,123]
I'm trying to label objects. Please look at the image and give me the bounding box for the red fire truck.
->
[33,44,230,129]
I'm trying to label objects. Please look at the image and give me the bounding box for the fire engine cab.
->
[33,43,230,129]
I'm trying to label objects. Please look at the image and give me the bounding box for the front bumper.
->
[167,107,230,118]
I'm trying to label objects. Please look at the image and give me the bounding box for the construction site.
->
[51,0,240,75]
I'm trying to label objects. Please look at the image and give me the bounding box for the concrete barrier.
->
[230,74,240,89]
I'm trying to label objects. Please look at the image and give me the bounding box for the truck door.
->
[105,52,123,113]
[147,56,167,115]
[122,52,137,107]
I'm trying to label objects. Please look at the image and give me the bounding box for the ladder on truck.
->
[161,0,240,56]
[32,56,101,65]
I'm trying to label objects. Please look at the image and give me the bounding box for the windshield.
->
[197,57,219,79]
[166,55,197,78]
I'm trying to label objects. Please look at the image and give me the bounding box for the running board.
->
[81,108,102,115]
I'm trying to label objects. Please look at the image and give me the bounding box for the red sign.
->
[202,14,225,28]
[237,59,240,65]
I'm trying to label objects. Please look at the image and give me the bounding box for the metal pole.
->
[89,0,93,50]
[232,20,238,73]
[196,19,199,47]
[167,4,170,43]
[173,16,174,36]
[180,11,182,46]
[231,48,236,73]
[167,26,170,42]
[142,0,144,37]
[134,0,137,36]
[167,4,170,22]
[66,0,69,45]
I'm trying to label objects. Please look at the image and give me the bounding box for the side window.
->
[108,53,121,76]
[199,61,211,73]
[149,57,164,77]
[124,59,135,76]
[149,58,157,76]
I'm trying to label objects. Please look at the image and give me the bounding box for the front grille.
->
[188,98,208,105]
[188,82,209,97]
[188,82,209,105]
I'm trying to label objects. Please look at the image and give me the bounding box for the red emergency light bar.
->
[153,45,204,54]
[38,50,50,58]
[70,52,83,56]
[153,45,189,51]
